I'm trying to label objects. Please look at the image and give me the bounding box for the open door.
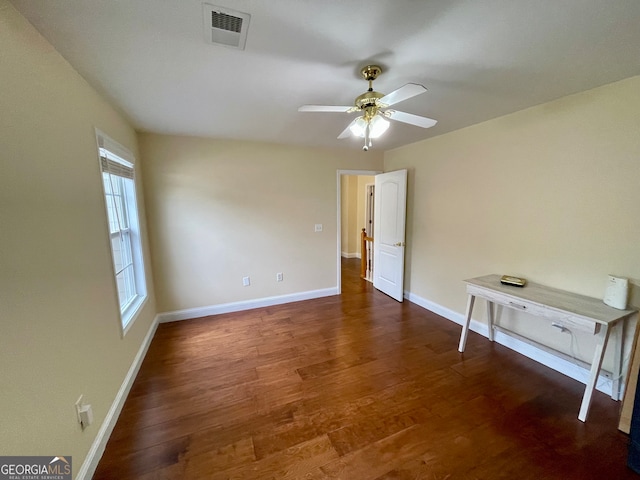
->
[373,169,407,302]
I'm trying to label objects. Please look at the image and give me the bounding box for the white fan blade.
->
[338,119,357,139]
[298,105,353,113]
[386,110,437,128]
[379,83,427,106]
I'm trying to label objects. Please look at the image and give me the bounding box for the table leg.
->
[611,320,624,401]
[458,294,475,353]
[487,301,495,342]
[578,325,611,422]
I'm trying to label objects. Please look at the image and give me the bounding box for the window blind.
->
[100,148,134,179]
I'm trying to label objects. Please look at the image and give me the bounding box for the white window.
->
[97,131,147,334]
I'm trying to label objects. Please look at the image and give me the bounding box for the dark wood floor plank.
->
[209,435,339,480]
[95,258,637,479]
[320,423,447,480]
[181,436,256,478]
[327,406,433,457]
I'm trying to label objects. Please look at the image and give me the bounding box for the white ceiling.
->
[10,0,640,151]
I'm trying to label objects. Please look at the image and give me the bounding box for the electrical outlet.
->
[276,272,283,282]
[242,276,250,286]
[314,224,323,232]
[75,395,93,429]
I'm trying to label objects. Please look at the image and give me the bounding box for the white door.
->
[373,169,407,302]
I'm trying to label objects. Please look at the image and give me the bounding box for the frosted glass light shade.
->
[369,115,389,138]
[350,116,367,137]
[350,114,389,138]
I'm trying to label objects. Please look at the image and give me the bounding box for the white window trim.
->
[96,129,147,337]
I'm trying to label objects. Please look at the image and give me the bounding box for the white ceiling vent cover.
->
[203,4,250,50]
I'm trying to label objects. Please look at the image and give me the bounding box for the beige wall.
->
[0,1,156,474]
[138,133,383,313]
[341,175,358,257]
[340,175,352,255]
[340,175,375,258]
[385,76,640,369]
[347,177,359,255]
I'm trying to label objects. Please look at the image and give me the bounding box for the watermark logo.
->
[0,456,71,480]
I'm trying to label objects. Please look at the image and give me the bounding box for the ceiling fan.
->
[298,65,437,151]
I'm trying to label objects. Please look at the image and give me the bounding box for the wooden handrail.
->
[361,228,373,279]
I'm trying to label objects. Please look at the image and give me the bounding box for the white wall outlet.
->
[75,395,93,429]
[314,224,323,232]
[242,276,250,286]
[276,272,283,282]
[79,404,93,428]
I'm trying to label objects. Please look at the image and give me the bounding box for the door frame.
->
[336,169,382,294]
[363,182,375,282]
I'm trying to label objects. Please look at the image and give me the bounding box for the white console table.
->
[457,274,637,422]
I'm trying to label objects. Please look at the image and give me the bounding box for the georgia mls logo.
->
[49,457,71,473]
[0,456,72,480]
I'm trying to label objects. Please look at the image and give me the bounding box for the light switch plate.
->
[314,224,323,232]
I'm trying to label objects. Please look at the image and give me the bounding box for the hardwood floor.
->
[95,258,636,479]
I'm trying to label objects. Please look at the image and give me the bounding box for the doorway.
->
[336,169,380,294]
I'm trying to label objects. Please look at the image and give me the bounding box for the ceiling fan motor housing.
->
[355,90,384,110]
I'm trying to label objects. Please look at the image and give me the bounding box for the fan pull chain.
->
[363,122,371,151]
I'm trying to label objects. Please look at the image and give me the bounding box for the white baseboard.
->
[157,287,339,323]
[341,252,361,259]
[404,291,615,397]
[76,315,160,480]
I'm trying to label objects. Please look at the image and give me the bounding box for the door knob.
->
[394,242,405,247]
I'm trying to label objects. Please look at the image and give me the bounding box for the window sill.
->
[121,294,148,337]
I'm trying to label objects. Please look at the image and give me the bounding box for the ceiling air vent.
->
[202,4,251,50]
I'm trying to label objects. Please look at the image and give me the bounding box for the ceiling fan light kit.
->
[298,65,437,151]
[350,114,389,139]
